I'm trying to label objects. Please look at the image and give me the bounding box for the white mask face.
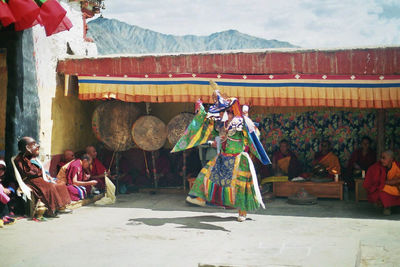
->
[221,111,228,122]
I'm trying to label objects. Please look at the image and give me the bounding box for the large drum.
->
[167,113,194,146]
[131,115,167,151]
[92,101,141,151]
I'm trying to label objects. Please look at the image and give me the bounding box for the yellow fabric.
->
[318,152,341,175]
[77,76,400,108]
[277,156,291,174]
[95,176,116,205]
[261,176,289,184]
[383,162,400,196]
[56,161,73,185]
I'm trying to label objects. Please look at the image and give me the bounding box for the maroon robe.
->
[363,162,400,208]
[14,153,71,213]
[65,159,92,201]
[346,148,376,176]
[272,150,303,179]
[89,158,106,190]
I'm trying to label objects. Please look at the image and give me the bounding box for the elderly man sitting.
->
[14,137,71,217]
[363,150,400,215]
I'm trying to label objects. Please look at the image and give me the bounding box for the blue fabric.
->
[208,91,236,113]
[249,130,271,165]
[209,154,236,187]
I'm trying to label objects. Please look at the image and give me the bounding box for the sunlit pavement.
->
[1,193,399,267]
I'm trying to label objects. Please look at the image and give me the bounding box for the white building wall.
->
[32,0,97,160]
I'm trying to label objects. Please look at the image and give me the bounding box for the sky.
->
[100,0,400,48]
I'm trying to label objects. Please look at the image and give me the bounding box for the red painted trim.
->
[76,73,400,80]
[57,47,400,76]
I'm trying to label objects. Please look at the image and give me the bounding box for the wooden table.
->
[273,181,344,200]
[355,178,368,202]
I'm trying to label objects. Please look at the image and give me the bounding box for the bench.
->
[273,181,344,200]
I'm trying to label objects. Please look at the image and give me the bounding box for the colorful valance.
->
[77,74,400,108]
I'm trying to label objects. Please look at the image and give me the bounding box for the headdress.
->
[207,81,241,117]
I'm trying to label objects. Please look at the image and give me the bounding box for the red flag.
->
[0,1,16,27]
[48,15,72,36]
[8,0,40,31]
[38,0,68,36]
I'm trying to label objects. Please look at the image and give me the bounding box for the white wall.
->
[32,0,97,160]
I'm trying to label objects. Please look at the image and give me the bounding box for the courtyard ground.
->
[1,192,399,267]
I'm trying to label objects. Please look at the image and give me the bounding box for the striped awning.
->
[76,73,400,108]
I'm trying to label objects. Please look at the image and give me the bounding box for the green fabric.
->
[224,131,244,154]
[34,0,47,6]
[189,154,260,211]
[171,105,215,153]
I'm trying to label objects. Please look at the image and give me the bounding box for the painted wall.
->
[31,1,97,159]
[50,78,99,155]
[0,51,6,152]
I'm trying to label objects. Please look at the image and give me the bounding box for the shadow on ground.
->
[127,215,242,231]
[92,191,400,221]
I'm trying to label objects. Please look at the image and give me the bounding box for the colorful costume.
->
[172,91,270,211]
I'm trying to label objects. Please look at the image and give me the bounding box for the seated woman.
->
[313,140,341,178]
[346,136,376,178]
[363,150,400,215]
[65,154,98,201]
[272,139,302,179]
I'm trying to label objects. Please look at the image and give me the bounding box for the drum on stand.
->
[132,115,167,188]
[167,112,195,191]
[131,115,167,152]
[92,100,141,152]
[167,113,194,146]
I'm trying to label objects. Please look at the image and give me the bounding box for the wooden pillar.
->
[376,109,386,159]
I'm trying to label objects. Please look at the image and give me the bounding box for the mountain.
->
[87,17,297,55]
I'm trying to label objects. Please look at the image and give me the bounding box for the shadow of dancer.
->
[127,215,251,232]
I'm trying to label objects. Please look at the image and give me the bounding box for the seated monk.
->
[313,140,341,178]
[272,139,302,179]
[346,136,376,178]
[56,149,75,174]
[14,137,71,217]
[65,154,98,201]
[86,145,108,191]
[363,150,400,215]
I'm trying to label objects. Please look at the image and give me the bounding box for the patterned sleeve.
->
[171,104,215,153]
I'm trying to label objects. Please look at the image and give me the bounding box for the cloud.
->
[101,0,400,48]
